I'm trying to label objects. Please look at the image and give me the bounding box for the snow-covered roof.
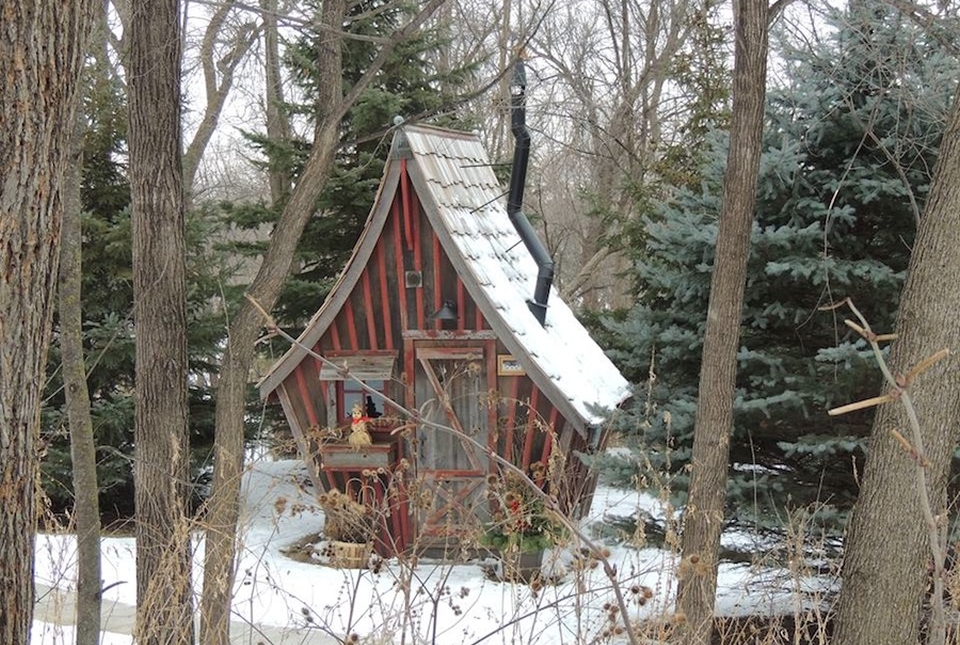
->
[399,125,629,430]
[259,124,630,434]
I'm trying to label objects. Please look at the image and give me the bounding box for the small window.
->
[318,351,396,427]
[339,379,387,423]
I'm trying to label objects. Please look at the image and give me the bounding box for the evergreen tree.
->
[228,0,476,328]
[599,2,956,532]
[41,73,242,518]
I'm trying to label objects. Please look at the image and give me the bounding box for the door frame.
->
[404,339,499,540]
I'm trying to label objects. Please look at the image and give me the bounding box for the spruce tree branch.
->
[336,0,448,123]
[883,0,960,57]
[843,94,923,229]
[346,69,509,148]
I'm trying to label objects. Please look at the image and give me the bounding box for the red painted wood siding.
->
[273,161,598,551]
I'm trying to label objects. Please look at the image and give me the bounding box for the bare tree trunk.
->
[182,0,259,198]
[262,0,293,205]
[128,0,193,643]
[490,0,512,160]
[530,0,698,310]
[59,115,103,645]
[199,0,345,641]
[833,87,960,645]
[675,2,769,643]
[0,1,95,641]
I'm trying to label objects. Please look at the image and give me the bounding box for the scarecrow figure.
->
[348,401,372,449]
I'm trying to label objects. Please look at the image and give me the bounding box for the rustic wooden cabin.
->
[259,86,629,556]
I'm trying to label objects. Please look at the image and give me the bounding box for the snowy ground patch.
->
[32,455,835,644]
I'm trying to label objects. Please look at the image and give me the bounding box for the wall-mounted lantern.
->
[429,299,458,322]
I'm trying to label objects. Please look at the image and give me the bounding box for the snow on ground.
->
[32,454,834,644]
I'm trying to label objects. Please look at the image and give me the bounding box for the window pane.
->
[342,380,385,419]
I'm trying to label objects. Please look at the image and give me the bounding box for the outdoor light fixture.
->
[430,299,458,321]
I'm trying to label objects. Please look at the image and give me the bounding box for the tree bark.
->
[128,0,193,643]
[59,115,103,645]
[833,86,960,645]
[199,0,345,641]
[0,1,96,642]
[262,0,293,205]
[675,2,769,643]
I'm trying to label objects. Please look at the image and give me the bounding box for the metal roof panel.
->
[401,125,629,425]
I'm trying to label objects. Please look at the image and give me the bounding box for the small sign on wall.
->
[497,354,525,376]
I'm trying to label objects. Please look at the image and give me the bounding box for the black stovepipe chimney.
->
[506,57,554,327]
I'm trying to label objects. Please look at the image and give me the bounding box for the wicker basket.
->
[328,540,373,569]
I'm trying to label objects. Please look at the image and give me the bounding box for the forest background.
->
[43,0,956,537]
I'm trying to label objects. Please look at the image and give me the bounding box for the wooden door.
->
[413,346,491,545]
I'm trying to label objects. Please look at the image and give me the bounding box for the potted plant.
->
[317,489,375,568]
[481,469,564,582]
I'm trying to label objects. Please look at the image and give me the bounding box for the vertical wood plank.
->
[485,341,498,472]
[330,321,342,351]
[521,387,540,470]
[361,269,378,349]
[432,232,442,332]
[376,238,394,350]
[293,364,319,427]
[400,158,414,251]
[456,277,466,332]
[390,199,409,331]
[542,406,558,467]
[413,200,425,330]
[503,374,521,462]
[344,297,359,349]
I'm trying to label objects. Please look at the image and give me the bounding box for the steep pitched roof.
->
[259,124,630,435]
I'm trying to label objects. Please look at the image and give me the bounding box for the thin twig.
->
[828,393,895,416]
[902,348,951,388]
